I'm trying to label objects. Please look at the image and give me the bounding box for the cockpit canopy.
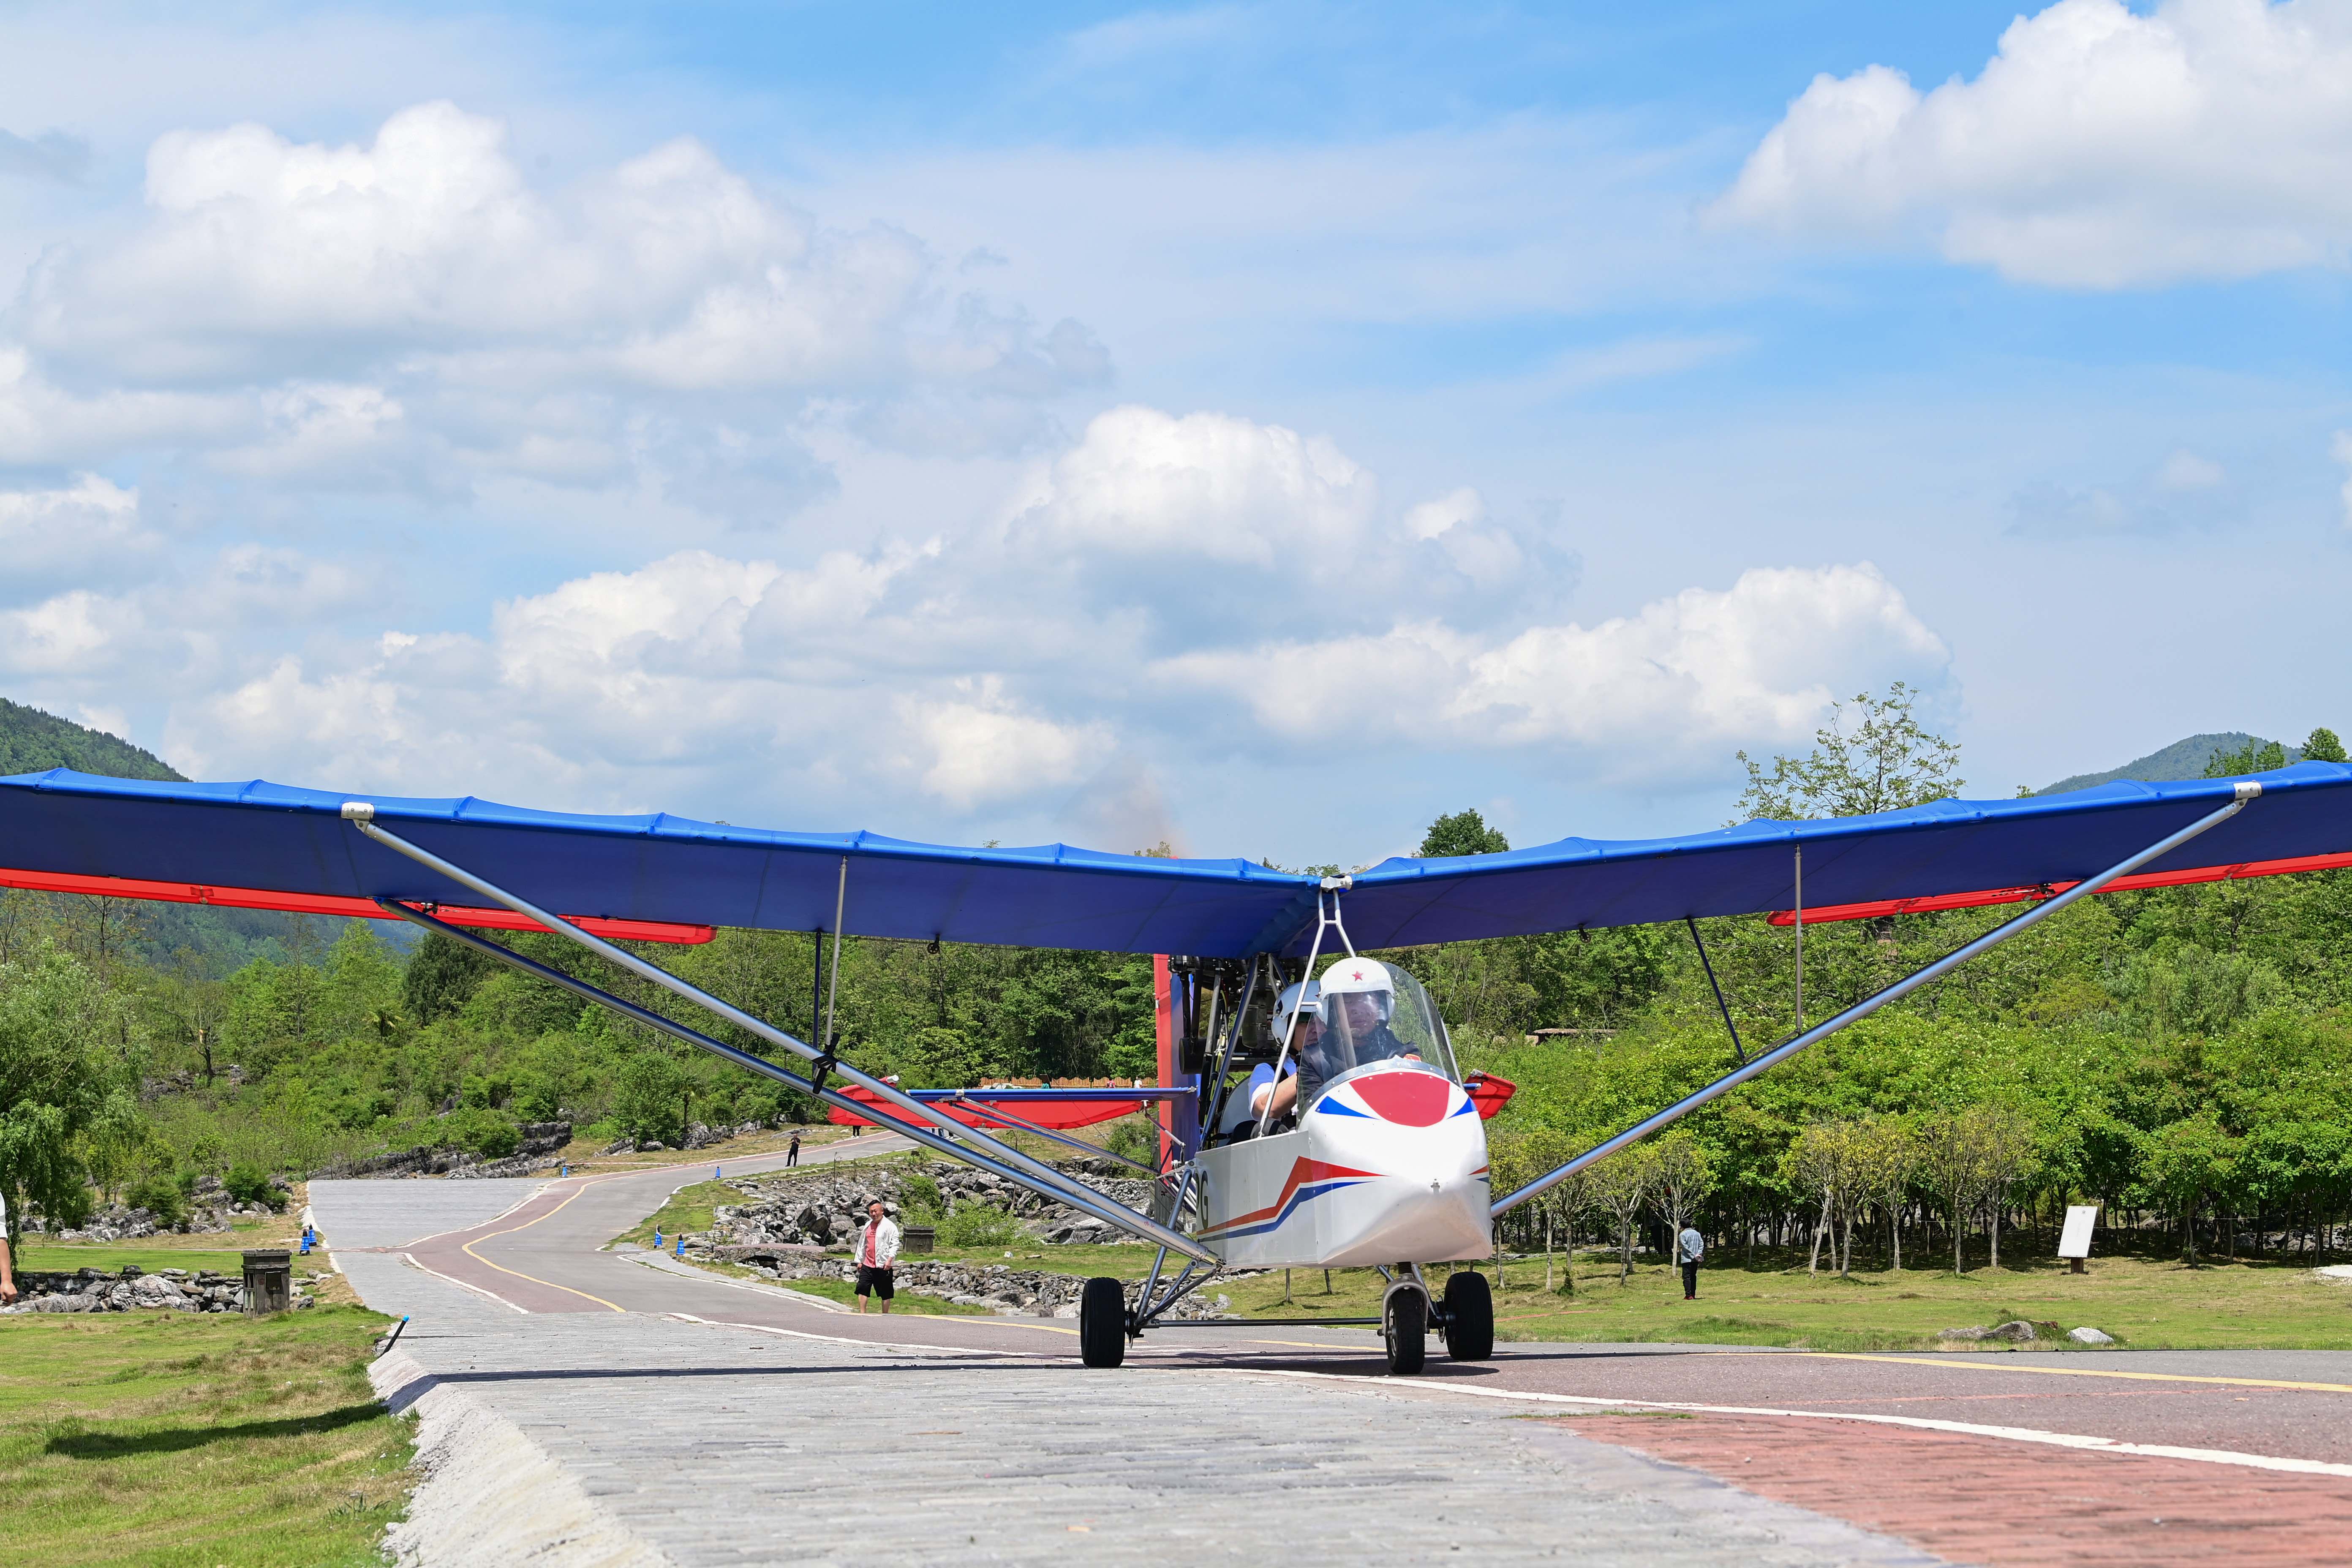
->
[1291,956,1457,1099]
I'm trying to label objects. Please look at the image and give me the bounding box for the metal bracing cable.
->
[1491,787,2262,1219]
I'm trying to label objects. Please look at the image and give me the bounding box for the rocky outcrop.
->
[699,1156,1156,1252]
[325,1122,573,1180]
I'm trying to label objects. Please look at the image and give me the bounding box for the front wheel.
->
[1383,1287,1427,1375]
[1441,1269,1493,1361]
[1079,1276,1127,1368]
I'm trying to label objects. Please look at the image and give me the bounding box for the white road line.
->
[400,1250,528,1315]
[1237,1367,2352,1479]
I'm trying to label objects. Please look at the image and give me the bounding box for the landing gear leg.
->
[1080,1276,1127,1368]
[1383,1285,1427,1375]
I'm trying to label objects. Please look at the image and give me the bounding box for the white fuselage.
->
[1191,1060,1492,1268]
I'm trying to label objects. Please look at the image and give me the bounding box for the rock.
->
[2067,1326,2115,1345]
[603,1138,637,1155]
[1937,1326,1988,1342]
[1987,1320,2037,1342]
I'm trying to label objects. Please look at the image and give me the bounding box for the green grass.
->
[1471,1250,2352,1351]
[616,1179,733,1250]
[0,1305,412,1566]
[21,1214,296,1276]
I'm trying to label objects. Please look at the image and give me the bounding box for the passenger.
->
[1218,980,1319,1136]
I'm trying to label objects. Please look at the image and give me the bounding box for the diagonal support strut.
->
[1492,785,2262,1219]
[375,900,1211,1257]
[346,808,1214,1262]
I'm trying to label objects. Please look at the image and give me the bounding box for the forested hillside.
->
[2,688,2349,1274]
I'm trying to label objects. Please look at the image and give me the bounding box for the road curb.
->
[371,1348,677,1568]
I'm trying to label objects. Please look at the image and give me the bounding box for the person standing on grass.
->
[787,1130,801,1168]
[1677,1224,1704,1300]
[854,1198,898,1314]
[0,1191,16,1304]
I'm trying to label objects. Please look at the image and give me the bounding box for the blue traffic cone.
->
[653,1226,662,1247]
[674,1233,685,1258]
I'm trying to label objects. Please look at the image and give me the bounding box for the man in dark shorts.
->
[853,1198,898,1313]
[786,1130,801,1168]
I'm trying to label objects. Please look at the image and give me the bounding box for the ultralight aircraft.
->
[3,762,2349,1371]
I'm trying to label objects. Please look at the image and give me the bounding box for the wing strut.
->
[345,807,1214,1263]
[1492,784,2262,1219]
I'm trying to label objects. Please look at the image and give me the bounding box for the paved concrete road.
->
[318,1150,2352,1565]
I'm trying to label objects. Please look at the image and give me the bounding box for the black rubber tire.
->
[1383,1287,1427,1375]
[1441,1269,1494,1361]
[1079,1276,1127,1368]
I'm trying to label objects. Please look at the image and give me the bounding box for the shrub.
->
[443,1106,521,1159]
[898,1170,943,1221]
[936,1201,1023,1248]
[123,1174,188,1230]
[224,1164,286,1211]
[1104,1116,1158,1164]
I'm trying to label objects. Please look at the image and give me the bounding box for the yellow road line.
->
[457,1185,626,1313]
[1785,1350,2352,1395]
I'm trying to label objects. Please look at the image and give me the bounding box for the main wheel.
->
[1079,1276,1127,1368]
[1441,1269,1494,1361]
[1383,1287,1427,1375]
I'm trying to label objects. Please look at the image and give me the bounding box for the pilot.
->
[1218,980,1320,1136]
[1318,959,1421,1065]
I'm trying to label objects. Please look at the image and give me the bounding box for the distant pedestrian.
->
[786,1130,801,1168]
[1677,1225,1704,1300]
[854,1199,898,1315]
[0,1190,17,1304]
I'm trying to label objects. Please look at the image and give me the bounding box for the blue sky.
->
[1,0,2347,866]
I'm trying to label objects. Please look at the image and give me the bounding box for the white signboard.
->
[2058,1204,2100,1260]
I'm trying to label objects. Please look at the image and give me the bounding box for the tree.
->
[1974,1105,2037,1271]
[1786,1122,1865,1277]
[1585,1145,1656,1283]
[2206,738,2288,777]
[1647,1130,1715,1264]
[612,1051,690,1147]
[2304,727,2348,765]
[1852,1115,1919,1272]
[1733,683,1963,823]
[0,945,142,1245]
[1917,1110,1989,1274]
[2141,1112,2240,1265]
[1420,809,1509,858]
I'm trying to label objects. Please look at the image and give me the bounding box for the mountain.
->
[2040,732,2298,796]
[0,697,183,781]
[0,697,391,973]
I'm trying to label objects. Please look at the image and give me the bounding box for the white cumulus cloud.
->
[1715,0,2352,287]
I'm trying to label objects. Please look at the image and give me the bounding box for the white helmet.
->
[1318,957,1395,1024]
[1273,980,1322,1038]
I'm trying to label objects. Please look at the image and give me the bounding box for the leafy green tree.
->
[2206,738,2288,777]
[402,931,499,1023]
[1419,809,1509,858]
[2303,727,2348,764]
[0,945,142,1244]
[1733,682,1963,822]
[2140,1111,2240,1263]
[612,1051,689,1146]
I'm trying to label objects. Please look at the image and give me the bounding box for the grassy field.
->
[1472,1251,2352,1351]
[0,1306,411,1567]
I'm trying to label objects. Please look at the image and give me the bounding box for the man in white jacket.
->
[854,1199,899,1314]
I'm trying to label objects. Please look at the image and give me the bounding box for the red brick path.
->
[1554,1412,2352,1566]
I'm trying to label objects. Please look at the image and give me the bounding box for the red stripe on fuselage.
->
[1201,1157,1381,1237]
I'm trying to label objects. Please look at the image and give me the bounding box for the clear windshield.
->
[1292,958,1457,1107]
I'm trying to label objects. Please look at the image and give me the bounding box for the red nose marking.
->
[1350,1072,1453,1127]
